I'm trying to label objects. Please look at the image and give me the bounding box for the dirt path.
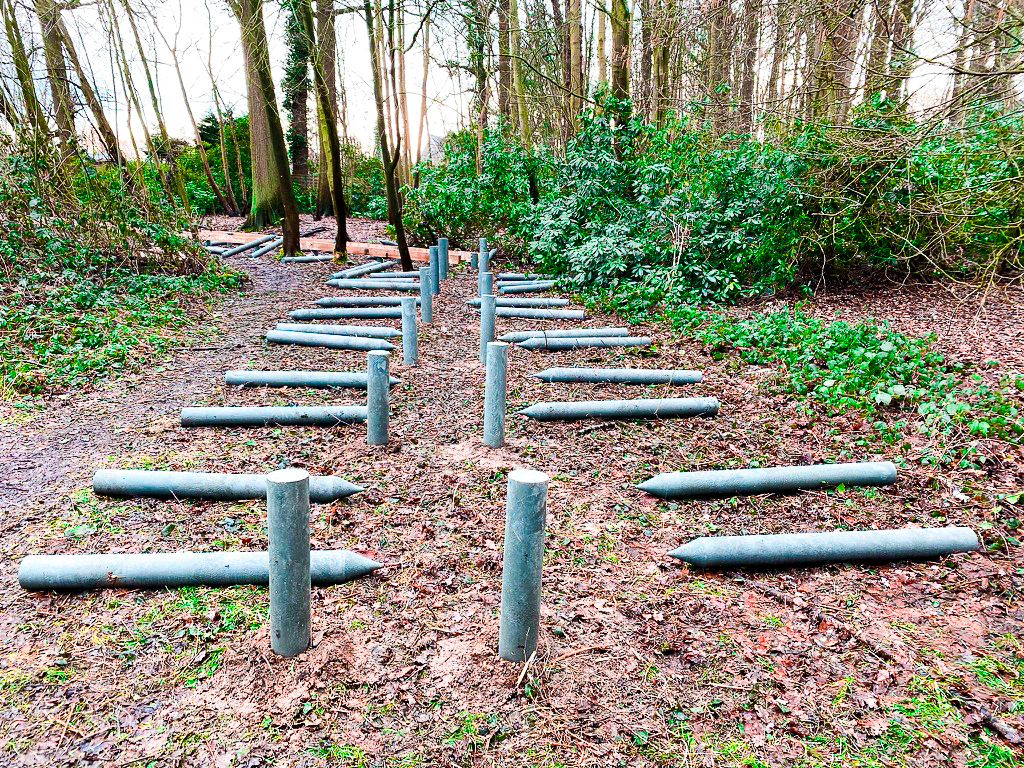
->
[0,254,1021,766]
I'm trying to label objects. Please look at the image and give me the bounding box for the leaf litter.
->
[0,238,1021,766]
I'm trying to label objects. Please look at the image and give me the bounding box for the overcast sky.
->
[62,0,467,156]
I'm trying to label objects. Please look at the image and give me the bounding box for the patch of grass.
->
[588,295,1023,466]
[51,488,128,539]
[307,742,367,765]
[970,654,1024,698]
[443,712,501,750]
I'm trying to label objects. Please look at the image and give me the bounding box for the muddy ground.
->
[0,230,1022,767]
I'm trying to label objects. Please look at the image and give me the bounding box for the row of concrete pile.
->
[20,235,981,663]
[19,236,465,598]
[466,253,980,574]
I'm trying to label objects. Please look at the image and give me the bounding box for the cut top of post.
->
[508,468,549,487]
[267,467,310,485]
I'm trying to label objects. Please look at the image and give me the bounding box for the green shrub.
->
[403,126,554,249]
[0,137,240,395]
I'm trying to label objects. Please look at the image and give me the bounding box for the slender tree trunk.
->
[2,0,48,137]
[765,0,789,110]
[121,1,192,215]
[949,0,976,108]
[202,30,241,214]
[57,19,127,170]
[499,0,513,119]
[415,14,430,179]
[103,0,173,200]
[397,8,412,185]
[551,0,570,88]
[33,0,75,149]
[159,27,234,214]
[568,0,583,124]
[864,0,893,95]
[738,0,761,131]
[364,0,413,271]
[597,0,607,85]
[511,0,531,138]
[298,0,349,253]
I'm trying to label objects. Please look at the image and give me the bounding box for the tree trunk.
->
[57,19,128,170]
[499,0,513,119]
[33,0,75,149]
[415,14,430,177]
[298,0,349,253]
[315,0,338,218]
[597,0,607,85]
[364,0,413,271]
[610,0,631,104]
[203,25,242,215]
[2,0,48,137]
[738,0,761,131]
[103,0,173,201]
[282,2,311,185]
[236,0,283,227]
[864,0,893,96]
[397,9,413,185]
[511,0,531,138]
[568,0,583,125]
[231,0,300,253]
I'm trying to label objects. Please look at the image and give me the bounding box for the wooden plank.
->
[195,229,471,264]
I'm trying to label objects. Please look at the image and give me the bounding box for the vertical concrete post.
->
[267,468,311,658]
[429,246,441,296]
[484,341,508,447]
[474,237,486,270]
[480,245,491,275]
[479,270,493,299]
[400,296,418,365]
[419,266,433,323]
[367,351,390,445]
[499,469,549,662]
[480,294,497,364]
[438,238,449,279]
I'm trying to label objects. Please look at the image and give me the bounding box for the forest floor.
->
[0,226,1022,767]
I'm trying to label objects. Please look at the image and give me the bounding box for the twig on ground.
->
[547,645,611,665]
[516,648,538,688]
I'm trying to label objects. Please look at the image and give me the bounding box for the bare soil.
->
[0,238,1021,766]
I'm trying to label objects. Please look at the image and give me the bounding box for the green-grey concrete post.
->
[499,469,549,662]
[479,270,493,299]
[439,238,449,279]
[419,267,433,323]
[429,246,441,296]
[367,351,390,445]
[484,341,508,448]
[267,469,311,657]
[480,294,496,364]
[401,296,418,365]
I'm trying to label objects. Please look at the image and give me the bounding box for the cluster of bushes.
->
[404,99,1024,304]
[588,291,1023,465]
[0,137,241,395]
